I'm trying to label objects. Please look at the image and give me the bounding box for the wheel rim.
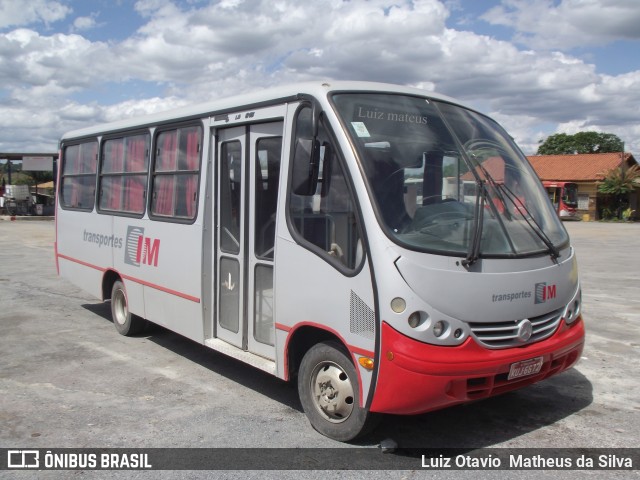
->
[309,361,355,423]
[113,288,128,326]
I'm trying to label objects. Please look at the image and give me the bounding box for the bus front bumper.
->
[370,318,585,415]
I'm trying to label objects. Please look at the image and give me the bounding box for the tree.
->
[537,132,624,155]
[30,170,54,185]
[598,164,640,219]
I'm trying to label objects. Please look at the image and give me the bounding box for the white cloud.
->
[0,29,113,90]
[0,0,639,156]
[481,0,640,50]
[72,14,99,32]
[0,0,71,29]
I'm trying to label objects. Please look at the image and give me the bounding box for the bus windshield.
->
[331,93,569,259]
[563,183,578,207]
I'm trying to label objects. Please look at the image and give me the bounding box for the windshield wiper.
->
[497,182,560,260]
[461,181,485,267]
[468,158,560,262]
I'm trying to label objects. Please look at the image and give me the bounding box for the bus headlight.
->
[433,320,448,337]
[408,311,421,328]
[564,289,582,325]
[398,304,469,345]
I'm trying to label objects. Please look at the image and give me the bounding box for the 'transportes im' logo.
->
[125,226,160,267]
[534,282,557,304]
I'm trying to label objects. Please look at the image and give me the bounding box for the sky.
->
[0,0,639,156]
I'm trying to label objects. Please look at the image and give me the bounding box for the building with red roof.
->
[527,152,638,220]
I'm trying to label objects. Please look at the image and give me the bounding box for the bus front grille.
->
[468,307,564,349]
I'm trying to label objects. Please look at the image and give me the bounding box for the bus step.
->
[204,338,276,375]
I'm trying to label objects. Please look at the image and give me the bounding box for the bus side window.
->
[99,134,149,215]
[255,137,282,259]
[220,140,242,254]
[150,125,202,221]
[60,140,98,210]
[288,107,363,270]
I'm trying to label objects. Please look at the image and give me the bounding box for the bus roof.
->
[60,81,462,141]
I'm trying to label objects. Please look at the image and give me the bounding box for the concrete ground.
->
[0,219,638,479]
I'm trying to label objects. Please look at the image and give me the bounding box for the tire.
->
[110,280,146,336]
[298,341,378,442]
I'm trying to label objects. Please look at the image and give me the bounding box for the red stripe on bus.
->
[57,253,106,272]
[56,253,200,303]
[277,321,375,358]
[121,274,201,304]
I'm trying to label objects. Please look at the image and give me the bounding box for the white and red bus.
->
[543,181,579,219]
[56,82,585,441]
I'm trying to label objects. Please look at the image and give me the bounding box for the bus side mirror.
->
[292,137,321,196]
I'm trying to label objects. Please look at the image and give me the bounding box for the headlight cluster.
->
[563,289,582,325]
[391,297,468,345]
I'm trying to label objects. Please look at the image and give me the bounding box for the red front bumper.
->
[370,318,585,415]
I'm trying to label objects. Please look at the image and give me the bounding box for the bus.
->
[55,82,585,441]
[543,181,579,219]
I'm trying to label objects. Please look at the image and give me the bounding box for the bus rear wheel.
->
[110,280,146,336]
[298,341,377,442]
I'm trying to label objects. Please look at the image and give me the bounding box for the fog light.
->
[391,297,406,313]
[454,328,463,339]
[433,320,447,337]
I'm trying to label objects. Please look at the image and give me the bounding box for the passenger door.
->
[215,122,283,360]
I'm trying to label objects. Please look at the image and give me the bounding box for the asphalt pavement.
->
[0,219,638,479]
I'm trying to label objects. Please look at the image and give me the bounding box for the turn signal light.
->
[358,357,375,370]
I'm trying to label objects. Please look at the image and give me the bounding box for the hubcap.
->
[310,361,355,423]
[113,289,128,326]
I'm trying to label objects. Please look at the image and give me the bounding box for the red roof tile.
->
[526,153,636,182]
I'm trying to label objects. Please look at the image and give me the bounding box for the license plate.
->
[508,356,544,380]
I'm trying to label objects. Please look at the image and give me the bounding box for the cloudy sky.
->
[1,0,639,155]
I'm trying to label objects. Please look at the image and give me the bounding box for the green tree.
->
[30,171,54,185]
[537,132,624,155]
[598,164,640,219]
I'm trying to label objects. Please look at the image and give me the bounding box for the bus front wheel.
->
[110,280,146,336]
[298,341,377,442]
